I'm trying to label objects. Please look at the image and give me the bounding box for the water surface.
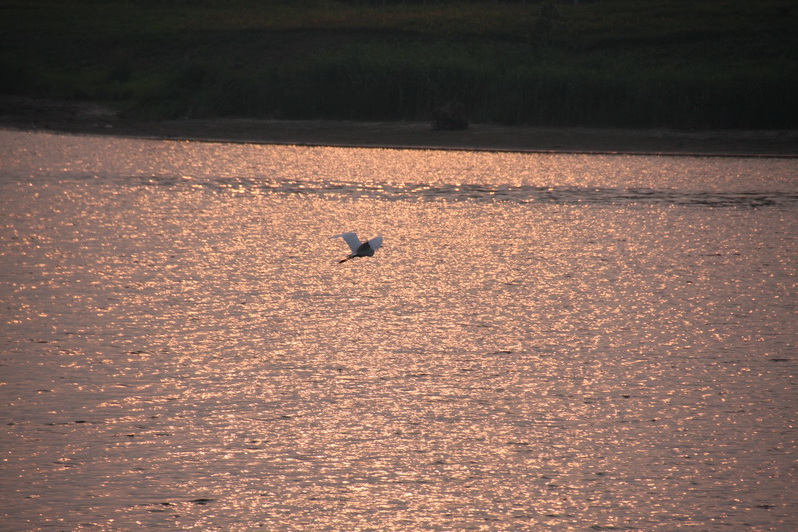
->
[1,130,796,530]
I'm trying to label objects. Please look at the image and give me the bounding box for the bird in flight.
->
[332,232,383,263]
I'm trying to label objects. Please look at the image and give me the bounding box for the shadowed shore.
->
[2,97,796,157]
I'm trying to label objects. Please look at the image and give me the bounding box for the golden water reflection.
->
[1,131,796,530]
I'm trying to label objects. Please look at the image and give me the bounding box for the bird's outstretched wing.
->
[332,232,361,253]
[367,235,383,251]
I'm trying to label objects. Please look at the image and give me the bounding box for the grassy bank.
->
[2,0,796,129]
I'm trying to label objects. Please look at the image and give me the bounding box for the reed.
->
[1,0,796,128]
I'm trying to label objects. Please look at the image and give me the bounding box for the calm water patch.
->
[131,174,798,208]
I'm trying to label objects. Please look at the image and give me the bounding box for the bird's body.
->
[332,232,383,263]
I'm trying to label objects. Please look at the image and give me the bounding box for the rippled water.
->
[1,130,797,531]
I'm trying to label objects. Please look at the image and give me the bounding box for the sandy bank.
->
[2,97,796,157]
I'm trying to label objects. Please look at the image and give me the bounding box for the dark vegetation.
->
[1,0,796,129]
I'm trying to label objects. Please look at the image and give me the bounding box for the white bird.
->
[331,232,383,263]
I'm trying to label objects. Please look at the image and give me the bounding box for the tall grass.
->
[1,0,796,128]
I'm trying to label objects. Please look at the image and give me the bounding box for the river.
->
[1,129,796,531]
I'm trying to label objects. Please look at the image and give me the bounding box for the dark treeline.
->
[1,0,796,129]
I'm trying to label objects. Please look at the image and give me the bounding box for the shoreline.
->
[2,97,797,157]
